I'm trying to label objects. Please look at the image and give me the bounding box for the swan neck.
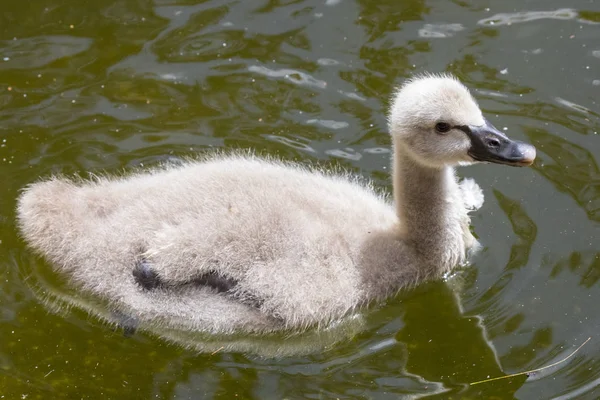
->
[392,141,465,267]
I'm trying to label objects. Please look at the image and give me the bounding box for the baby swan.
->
[17,74,536,335]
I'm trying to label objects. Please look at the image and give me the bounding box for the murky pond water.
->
[1,0,600,398]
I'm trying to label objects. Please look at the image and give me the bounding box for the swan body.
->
[16,74,536,337]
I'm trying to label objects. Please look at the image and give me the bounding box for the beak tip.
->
[519,144,537,166]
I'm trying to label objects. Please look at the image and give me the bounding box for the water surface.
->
[1,0,600,398]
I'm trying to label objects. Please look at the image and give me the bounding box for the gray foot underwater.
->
[131,259,263,308]
[111,310,139,337]
[133,256,238,293]
[132,258,162,290]
[193,271,238,293]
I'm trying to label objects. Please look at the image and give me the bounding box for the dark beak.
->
[461,119,536,167]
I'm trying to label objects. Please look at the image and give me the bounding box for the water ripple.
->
[248,65,327,89]
[0,36,92,70]
[418,23,464,38]
[478,9,576,25]
[306,119,348,129]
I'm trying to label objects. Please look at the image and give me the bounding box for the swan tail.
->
[16,178,85,263]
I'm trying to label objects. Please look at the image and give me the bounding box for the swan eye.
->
[435,122,451,134]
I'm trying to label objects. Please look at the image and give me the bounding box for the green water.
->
[1,0,600,398]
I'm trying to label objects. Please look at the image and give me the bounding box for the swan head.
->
[388,73,536,168]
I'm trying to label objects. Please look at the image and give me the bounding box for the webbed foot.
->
[133,258,162,290]
[111,310,139,337]
[194,271,238,293]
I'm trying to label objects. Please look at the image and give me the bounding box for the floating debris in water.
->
[470,337,592,386]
